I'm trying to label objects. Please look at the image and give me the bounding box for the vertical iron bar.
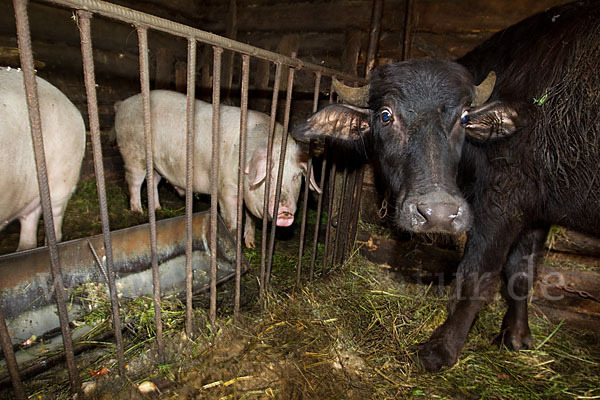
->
[265,63,295,288]
[309,158,328,280]
[235,54,250,317]
[297,72,321,284]
[296,161,310,286]
[308,72,323,281]
[259,62,281,298]
[0,308,25,399]
[339,168,357,265]
[210,46,223,327]
[13,0,82,394]
[322,163,337,271]
[77,10,126,374]
[348,167,364,255]
[137,25,164,358]
[321,81,337,273]
[184,37,197,338]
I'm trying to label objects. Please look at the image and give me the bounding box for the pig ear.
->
[292,104,371,143]
[244,148,267,189]
[300,162,322,194]
[465,101,524,141]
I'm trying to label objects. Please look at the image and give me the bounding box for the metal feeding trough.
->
[0,211,246,369]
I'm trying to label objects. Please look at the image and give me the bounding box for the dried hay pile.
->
[1,181,599,399]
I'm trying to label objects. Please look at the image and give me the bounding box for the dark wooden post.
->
[155,47,174,90]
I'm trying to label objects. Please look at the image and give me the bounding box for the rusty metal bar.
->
[321,82,337,272]
[339,168,357,265]
[260,62,281,297]
[296,72,322,284]
[322,163,337,271]
[43,0,365,85]
[265,62,296,288]
[210,46,223,327]
[235,54,250,317]
[184,37,197,337]
[137,25,164,358]
[12,0,82,394]
[310,154,328,280]
[77,10,126,374]
[308,72,324,281]
[296,160,311,286]
[0,307,25,399]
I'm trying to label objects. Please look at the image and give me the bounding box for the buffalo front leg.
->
[418,223,520,372]
[497,228,547,351]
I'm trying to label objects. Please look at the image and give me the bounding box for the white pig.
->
[0,67,86,251]
[114,90,320,248]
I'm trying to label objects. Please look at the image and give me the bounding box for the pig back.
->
[115,90,272,194]
[0,68,86,224]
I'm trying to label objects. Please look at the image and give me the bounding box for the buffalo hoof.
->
[494,328,533,351]
[417,340,458,372]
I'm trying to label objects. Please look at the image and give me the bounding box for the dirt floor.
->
[1,180,599,399]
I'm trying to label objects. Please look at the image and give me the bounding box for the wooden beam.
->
[222,0,237,92]
[155,47,174,90]
[276,34,299,91]
[341,30,362,75]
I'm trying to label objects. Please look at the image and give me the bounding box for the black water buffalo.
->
[293,0,600,371]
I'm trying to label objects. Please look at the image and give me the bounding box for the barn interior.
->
[0,0,599,398]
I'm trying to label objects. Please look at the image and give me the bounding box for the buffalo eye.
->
[460,110,470,124]
[380,109,393,125]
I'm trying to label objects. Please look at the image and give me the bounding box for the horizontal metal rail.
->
[42,0,367,84]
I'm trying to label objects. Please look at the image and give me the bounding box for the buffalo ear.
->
[465,101,524,141]
[292,104,371,143]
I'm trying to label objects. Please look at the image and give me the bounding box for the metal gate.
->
[0,0,368,397]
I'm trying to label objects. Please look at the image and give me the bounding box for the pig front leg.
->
[219,192,256,248]
[244,209,256,248]
[219,193,240,239]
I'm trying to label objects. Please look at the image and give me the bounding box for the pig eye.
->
[380,109,393,125]
[460,110,470,124]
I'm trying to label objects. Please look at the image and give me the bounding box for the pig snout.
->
[276,207,294,227]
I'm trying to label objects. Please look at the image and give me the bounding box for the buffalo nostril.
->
[449,206,464,220]
[409,203,427,227]
[400,194,471,234]
[417,202,460,227]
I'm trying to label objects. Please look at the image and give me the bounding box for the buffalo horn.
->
[472,71,496,106]
[332,78,370,107]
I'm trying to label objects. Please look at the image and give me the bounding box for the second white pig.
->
[114,90,319,248]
